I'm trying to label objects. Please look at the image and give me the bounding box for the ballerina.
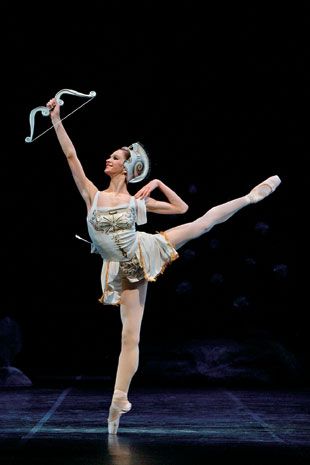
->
[46,96,281,434]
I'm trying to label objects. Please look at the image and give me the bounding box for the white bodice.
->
[86,191,146,261]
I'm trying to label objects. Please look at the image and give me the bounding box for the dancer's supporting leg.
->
[165,175,281,250]
[107,278,148,434]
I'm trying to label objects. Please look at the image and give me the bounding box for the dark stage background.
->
[1,3,301,388]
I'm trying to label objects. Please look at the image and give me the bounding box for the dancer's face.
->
[104,149,129,177]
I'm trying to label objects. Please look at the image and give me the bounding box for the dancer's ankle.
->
[113,389,128,398]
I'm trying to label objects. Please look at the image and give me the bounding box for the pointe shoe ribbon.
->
[246,175,281,204]
[107,390,132,434]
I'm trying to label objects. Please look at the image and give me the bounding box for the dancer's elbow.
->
[179,202,189,214]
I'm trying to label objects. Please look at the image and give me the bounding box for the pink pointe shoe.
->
[107,389,132,434]
[246,175,281,204]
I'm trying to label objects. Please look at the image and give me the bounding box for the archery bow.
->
[25,89,96,143]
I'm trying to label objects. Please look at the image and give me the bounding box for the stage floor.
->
[0,384,309,464]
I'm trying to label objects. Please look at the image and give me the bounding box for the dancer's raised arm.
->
[135,179,188,214]
[47,97,97,210]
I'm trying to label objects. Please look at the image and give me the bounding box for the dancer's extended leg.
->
[107,278,148,434]
[165,175,281,250]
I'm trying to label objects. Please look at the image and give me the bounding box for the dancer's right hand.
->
[46,97,60,119]
[135,179,160,199]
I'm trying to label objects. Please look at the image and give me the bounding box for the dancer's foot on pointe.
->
[246,175,281,204]
[107,389,132,434]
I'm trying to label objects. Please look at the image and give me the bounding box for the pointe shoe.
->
[246,175,281,204]
[107,390,132,434]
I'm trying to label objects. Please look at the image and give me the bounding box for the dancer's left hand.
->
[135,179,160,199]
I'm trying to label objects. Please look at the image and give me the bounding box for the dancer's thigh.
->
[164,220,204,250]
[120,279,148,337]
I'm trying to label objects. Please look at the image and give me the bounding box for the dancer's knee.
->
[121,330,140,349]
[192,217,213,236]
[199,207,223,230]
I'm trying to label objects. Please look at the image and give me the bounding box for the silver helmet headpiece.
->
[123,142,150,183]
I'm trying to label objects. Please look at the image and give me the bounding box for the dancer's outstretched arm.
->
[135,179,188,214]
[47,98,97,210]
